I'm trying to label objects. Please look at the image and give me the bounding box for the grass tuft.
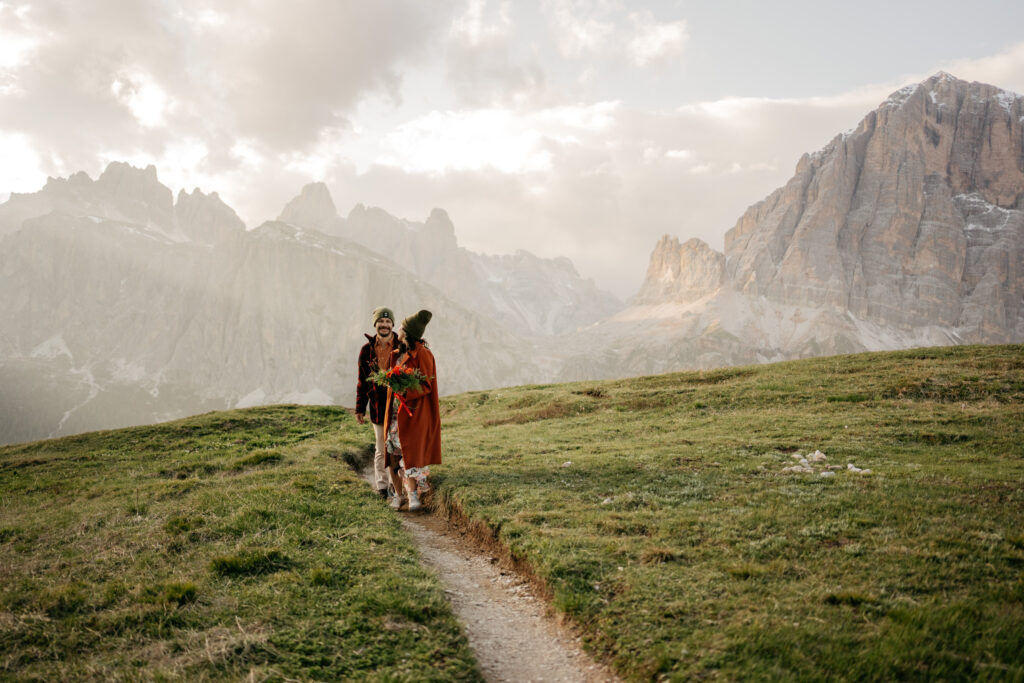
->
[824,591,875,607]
[640,546,680,565]
[209,549,292,577]
[231,450,283,469]
[150,581,198,606]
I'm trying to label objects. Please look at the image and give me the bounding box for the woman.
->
[388,309,441,511]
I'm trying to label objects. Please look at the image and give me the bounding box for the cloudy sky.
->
[3,0,1024,297]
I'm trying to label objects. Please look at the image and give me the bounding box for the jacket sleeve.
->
[404,350,435,401]
[355,345,371,414]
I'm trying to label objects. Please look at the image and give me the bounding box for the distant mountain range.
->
[2,72,1021,445]
[552,72,1023,379]
[0,162,619,444]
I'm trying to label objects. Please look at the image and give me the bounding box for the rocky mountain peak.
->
[93,161,175,228]
[718,71,1024,340]
[278,182,338,232]
[423,208,458,250]
[633,235,725,305]
[174,188,245,244]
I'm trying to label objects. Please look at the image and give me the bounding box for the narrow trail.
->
[362,468,619,682]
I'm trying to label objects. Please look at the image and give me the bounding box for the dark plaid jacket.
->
[355,333,398,424]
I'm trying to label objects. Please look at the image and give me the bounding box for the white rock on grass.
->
[562,461,572,468]
[809,450,827,462]
[820,471,836,478]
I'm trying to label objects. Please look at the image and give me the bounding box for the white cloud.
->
[375,102,618,174]
[545,0,616,59]
[545,1,686,67]
[0,24,36,69]
[450,0,512,46]
[937,41,1024,95]
[0,131,45,194]
[282,127,350,180]
[626,11,686,66]
[378,109,552,174]
[230,139,264,169]
[111,69,174,128]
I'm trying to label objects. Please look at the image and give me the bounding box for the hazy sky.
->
[3,0,1024,297]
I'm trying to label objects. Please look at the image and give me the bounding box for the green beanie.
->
[401,309,432,341]
[371,306,395,326]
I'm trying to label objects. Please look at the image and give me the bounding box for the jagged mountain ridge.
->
[278,187,623,335]
[0,167,552,445]
[573,72,1024,378]
[0,161,245,244]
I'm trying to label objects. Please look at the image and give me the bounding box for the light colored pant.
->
[371,421,389,491]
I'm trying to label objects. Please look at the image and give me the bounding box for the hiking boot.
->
[390,494,406,511]
[407,491,421,512]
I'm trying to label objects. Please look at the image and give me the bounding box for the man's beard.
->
[376,328,393,340]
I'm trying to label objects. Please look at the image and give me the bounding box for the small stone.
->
[820,471,836,478]
[562,461,572,468]
[809,451,827,462]
[859,469,872,475]
[601,497,614,505]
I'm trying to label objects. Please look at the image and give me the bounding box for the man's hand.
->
[355,412,366,424]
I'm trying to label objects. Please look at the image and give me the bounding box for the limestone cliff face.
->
[633,236,724,304]
[723,72,1024,342]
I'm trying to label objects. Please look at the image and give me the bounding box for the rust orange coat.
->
[395,342,441,469]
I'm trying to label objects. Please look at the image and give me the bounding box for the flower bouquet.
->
[370,364,431,416]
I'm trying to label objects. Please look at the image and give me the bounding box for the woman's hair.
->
[400,337,428,353]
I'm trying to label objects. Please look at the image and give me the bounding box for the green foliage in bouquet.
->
[370,364,430,395]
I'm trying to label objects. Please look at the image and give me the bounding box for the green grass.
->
[0,405,480,681]
[3,345,1023,681]
[434,344,1024,680]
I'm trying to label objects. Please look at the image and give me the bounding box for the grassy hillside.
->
[435,344,1024,680]
[0,406,479,681]
[2,345,1022,681]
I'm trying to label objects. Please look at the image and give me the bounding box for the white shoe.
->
[390,494,406,510]
[407,491,421,511]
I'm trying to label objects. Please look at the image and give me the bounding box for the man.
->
[355,306,397,498]
[389,309,441,512]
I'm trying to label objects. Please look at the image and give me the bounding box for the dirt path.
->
[363,469,618,682]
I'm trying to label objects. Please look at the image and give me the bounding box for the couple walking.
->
[355,307,441,511]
